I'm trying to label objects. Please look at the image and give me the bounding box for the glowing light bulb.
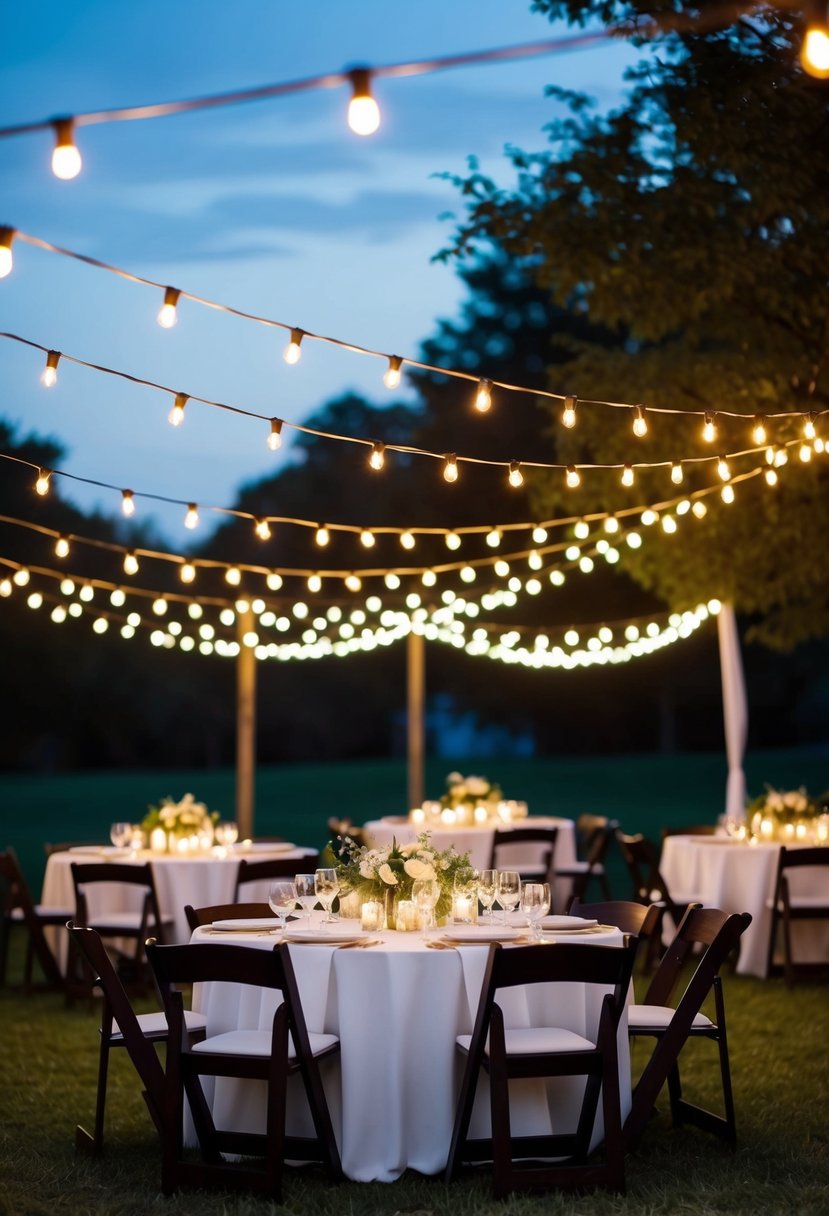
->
[691,500,707,519]
[604,515,620,533]
[717,456,731,481]
[561,394,577,429]
[494,560,510,577]
[383,356,402,389]
[804,413,817,441]
[157,286,180,329]
[765,467,778,487]
[308,574,322,593]
[266,572,283,590]
[671,462,683,484]
[55,535,70,558]
[721,484,735,504]
[801,19,829,78]
[474,379,493,413]
[51,118,82,179]
[283,327,303,364]
[621,464,634,487]
[168,392,188,427]
[180,562,196,583]
[400,531,416,550]
[752,416,767,445]
[384,573,401,589]
[443,454,458,483]
[41,350,60,388]
[369,442,385,471]
[345,574,362,592]
[702,412,717,443]
[641,509,658,526]
[347,68,380,135]
[532,526,548,544]
[314,526,330,549]
[486,529,502,548]
[565,465,581,489]
[360,529,375,548]
[225,567,241,586]
[268,418,283,450]
[124,551,139,576]
[13,567,30,586]
[421,570,437,588]
[255,517,272,540]
[121,490,136,517]
[508,461,524,488]
[0,227,14,278]
[632,405,648,438]
[662,515,677,534]
[35,468,51,496]
[445,532,461,551]
[184,503,199,529]
[799,443,813,462]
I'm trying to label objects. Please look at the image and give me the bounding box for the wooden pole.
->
[235,608,256,839]
[407,628,425,810]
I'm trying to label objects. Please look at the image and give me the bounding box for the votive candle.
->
[361,900,384,931]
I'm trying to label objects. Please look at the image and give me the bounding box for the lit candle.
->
[395,900,417,931]
[339,890,361,919]
[410,808,425,826]
[361,900,384,931]
[451,893,478,925]
[149,827,167,853]
[474,805,488,824]
[440,808,457,825]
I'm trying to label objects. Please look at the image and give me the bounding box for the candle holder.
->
[360,899,384,931]
[451,892,478,925]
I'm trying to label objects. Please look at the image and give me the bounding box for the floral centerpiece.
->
[141,792,218,843]
[746,786,825,842]
[330,831,473,923]
[441,771,502,812]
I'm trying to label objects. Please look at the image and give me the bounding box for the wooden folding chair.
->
[184,902,275,932]
[489,826,559,886]
[625,906,752,1150]
[0,847,67,992]
[615,831,697,968]
[445,937,638,1197]
[66,922,206,1153]
[233,855,319,902]
[569,899,662,971]
[146,939,342,1199]
[558,818,617,905]
[766,846,829,985]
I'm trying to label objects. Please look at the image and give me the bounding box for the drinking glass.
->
[215,821,239,849]
[411,879,439,936]
[110,821,131,849]
[294,874,317,921]
[521,882,550,939]
[268,881,297,932]
[497,871,521,925]
[478,869,498,920]
[314,868,340,924]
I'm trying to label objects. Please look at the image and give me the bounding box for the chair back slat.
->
[570,899,661,939]
[147,940,288,990]
[184,902,274,932]
[234,855,319,901]
[489,827,558,881]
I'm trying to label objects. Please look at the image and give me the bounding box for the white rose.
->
[447,771,463,784]
[417,850,435,863]
[400,842,420,857]
[466,777,488,796]
[359,860,376,879]
[450,783,467,800]
[767,793,783,811]
[378,863,398,885]
[404,859,436,881]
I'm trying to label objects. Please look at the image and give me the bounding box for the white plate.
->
[68,845,106,855]
[209,918,281,932]
[540,915,599,931]
[441,926,522,943]
[284,926,366,944]
[244,841,296,853]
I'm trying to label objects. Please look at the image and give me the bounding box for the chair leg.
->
[0,921,10,987]
[666,1062,684,1127]
[488,1057,513,1199]
[782,907,795,988]
[444,1051,482,1184]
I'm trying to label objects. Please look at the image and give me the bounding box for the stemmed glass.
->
[215,821,239,849]
[268,881,297,933]
[497,871,521,926]
[294,874,317,922]
[110,822,131,850]
[412,879,439,936]
[314,868,340,925]
[478,869,498,920]
[521,882,551,940]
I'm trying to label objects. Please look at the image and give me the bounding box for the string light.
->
[801,6,829,78]
[752,415,767,445]
[400,531,416,550]
[347,67,381,135]
[315,525,330,547]
[225,566,241,586]
[422,570,437,587]
[54,536,70,558]
[721,484,735,504]
[283,327,303,365]
[51,118,82,180]
[369,442,386,471]
[632,405,649,438]
[168,392,188,427]
[445,532,461,551]
[573,520,590,540]
[180,562,196,583]
[565,465,581,489]
[254,517,271,540]
[12,568,30,586]
[307,574,322,593]
[604,516,619,534]
[266,573,283,590]
[184,503,199,530]
[799,443,812,463]
[486,529,502,548]
[532,526,548,544]
[702,412,717,443]
[0,227,14,278]
[443,454,458,483]
[35,468,51,496]
[267,418,283,451]
[345,574,362,592]
[765,467,778,487]
[474,379,493,413]
[40,350,60,387]
[670,462,683,484]
[360,529,376,549]
[508,461,524,488]
[561,395,577,429]
[717,456,731,481]
[621,465,634,487]
[804,412,817,441]
[123,551,139,576]
[383,356,402,389]
[157,286,180,329]
[121,489,136,517]
[691,501,707,518]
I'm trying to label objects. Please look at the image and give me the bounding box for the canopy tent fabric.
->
[717,601,748,818]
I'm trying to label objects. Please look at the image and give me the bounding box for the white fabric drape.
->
[717,602,748,817]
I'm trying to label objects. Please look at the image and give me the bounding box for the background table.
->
[660,835,829,976]
[188,919,627,1182]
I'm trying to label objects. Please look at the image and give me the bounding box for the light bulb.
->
[621,465,634,487]
[41,350,60,387]
[765,468,778,487]
[308,574,322,593]
[55,536,70,558]
[800,443,812,462]
[268,418,283,450]
[508,461,524,488]
[0,226,14,278]
[604,515,620,533]
[180,562,196,583]
[383,356,402,389]
[752,415,767,445]
[474,378,493,413]
[801,20,829,78]
[566,465,581,489]
[315,525,330,547]
[157,286,180,329]
[702,412,717,443]
[121,489,136,517]
[124,551,139,576]
[284,327,303,364]
[35,468,51,496]
[266,572,283,590]
[662,515,677,534]
[804,413,817,441]
[384,573,401,589]
[717,456,730,481]
[13,568,30,586]
[345,574,362,592]
[574,519,590,540]
[443,454,458,483]
[255,517,271,540]
[168,392,188,426]
[691,500,708,519]
[494,560,510,577]
[347,68,381,135]
[225,567,242,586]
[671,462,683,484]
[721,484,735,504]
[532,526,548,544]
[486,529,502,548]
[369,442,385,471]
[360,529,375,548]
[422,570,437,587]
[51,118,82,180]
[632,405,648,438]
[400,531,416,550]
[184,504,199,529]
[562,394,577,429]
[445,532,461,551]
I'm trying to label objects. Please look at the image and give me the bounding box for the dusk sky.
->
[0,1,636,546]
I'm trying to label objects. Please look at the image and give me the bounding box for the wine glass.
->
[521,882,551,940]
[294,874,317,922]
[268,881,297,932]
[497,871,521,925]
[478,869,498,920]
[314,868,340,925]
[215,821,238,849]
[411,879,439,936]
[110,822,131,849]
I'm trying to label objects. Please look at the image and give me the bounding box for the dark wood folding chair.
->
[615,831,697,968]
[558,817,617,905]
[444,937,638,1197]
[184,902,276,932]
[0,847,67,992]
[488,826,559,886]
[68,861,172,997]
[569,899,663,971]
[625,906,752,1150]
[660,824,718,841]
[43,841,101,856]
[233,854,319,902]
[66,922,206,1153]
[327,817,365,847]
[766,846,829,985]
[146,939,342,1199]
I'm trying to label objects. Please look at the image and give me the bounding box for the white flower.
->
[417,850,435,864]
[466,776,489,796]
[378,863,398,885]
[404,859,436,881]
[767,792,784,811]
[359,859,376,879]
[447,771,463,784]
[450,783,467,800]
[399,842,420,857]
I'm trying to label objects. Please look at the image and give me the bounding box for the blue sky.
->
[0,1,636,545]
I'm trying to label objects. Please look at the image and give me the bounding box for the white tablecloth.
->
[660,836,829,977]
[40,846,318,967]
[188,919,627,1182]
